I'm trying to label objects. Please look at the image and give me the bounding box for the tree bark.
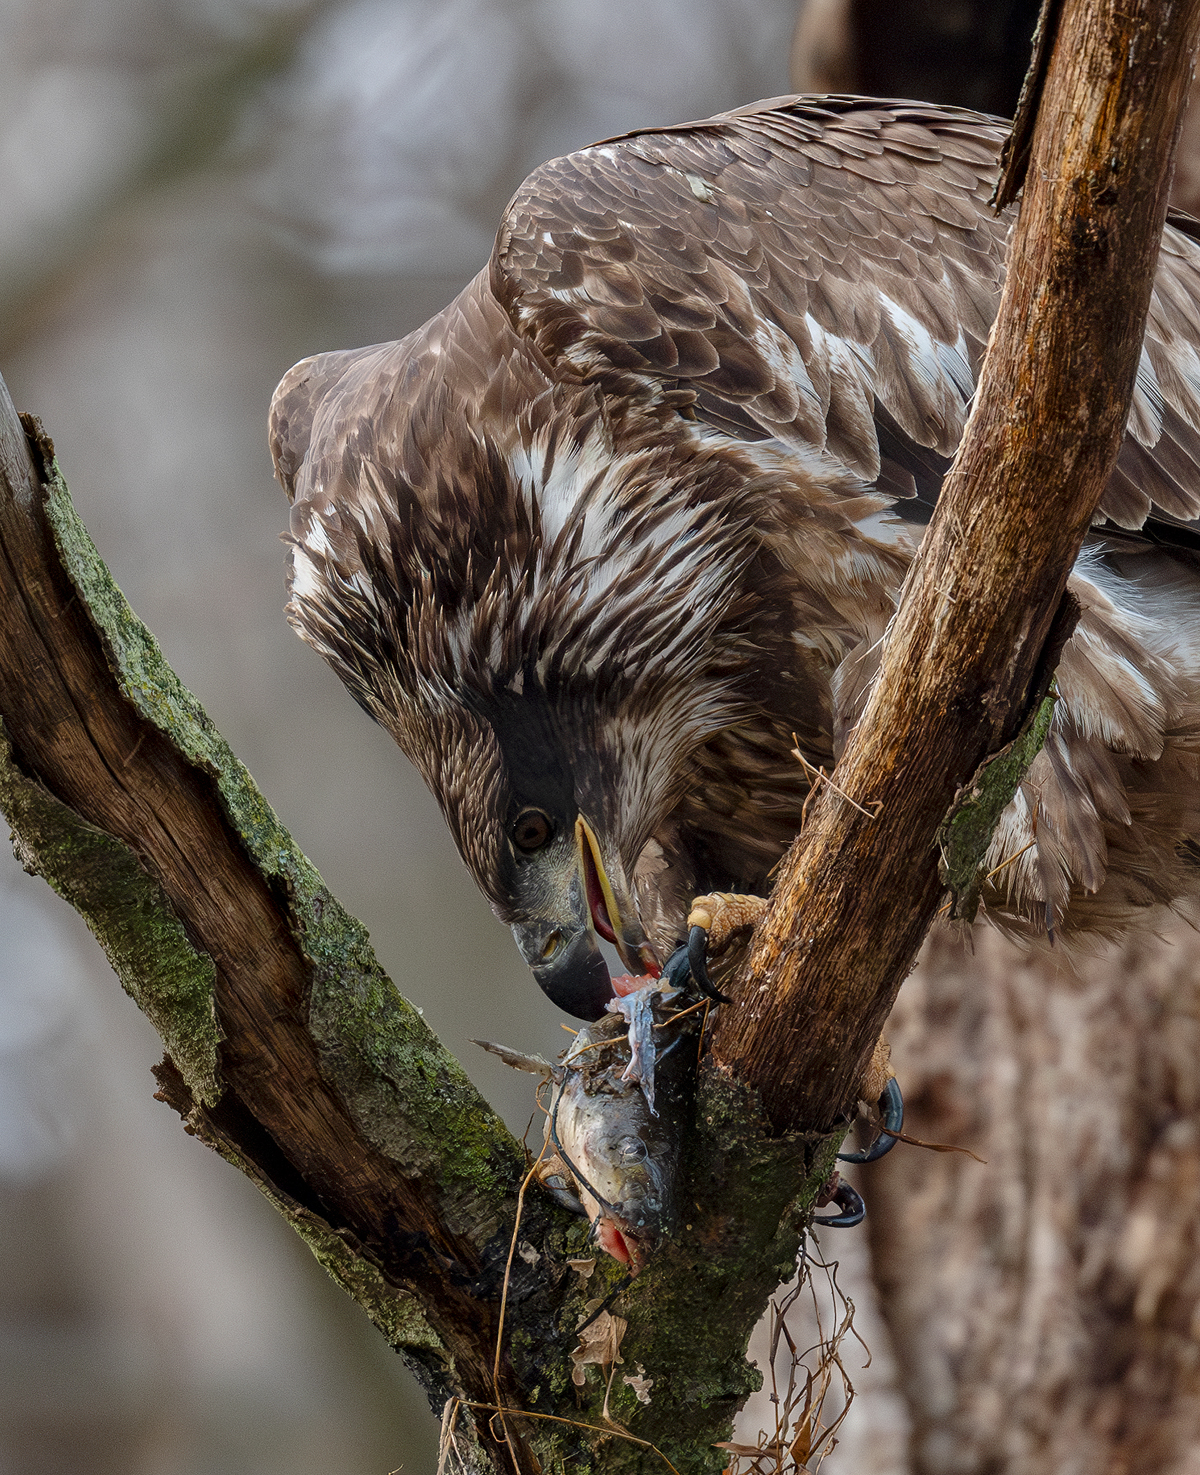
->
[868,917,1200,1475]
[783,6,1200,1473]
[713,0,1200,1135]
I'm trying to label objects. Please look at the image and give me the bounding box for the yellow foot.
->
[682,892,768,1000]
[859,1035,893,1106]
[686,891,768,956]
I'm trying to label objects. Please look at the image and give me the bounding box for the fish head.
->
[550,1008,692,1274]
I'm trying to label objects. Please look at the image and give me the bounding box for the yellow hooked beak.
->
[575,816,660,978]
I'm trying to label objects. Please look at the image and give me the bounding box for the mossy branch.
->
[0,376,840,1474]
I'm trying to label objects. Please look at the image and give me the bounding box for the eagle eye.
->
[512,808,553,853]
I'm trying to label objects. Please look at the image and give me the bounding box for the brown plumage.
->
[271,95,1200,1019]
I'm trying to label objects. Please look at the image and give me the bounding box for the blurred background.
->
[5,4,1200,1474]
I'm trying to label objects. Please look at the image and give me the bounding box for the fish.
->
[474,983,699,1273]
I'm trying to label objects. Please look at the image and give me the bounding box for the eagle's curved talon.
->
[814,1180,866,1229]
[536,1154,587,1217]
[838,1074,904,1164]
[686,924,732,1004]
[661,941,694,992]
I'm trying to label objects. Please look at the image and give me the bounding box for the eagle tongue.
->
[582,840,619,944]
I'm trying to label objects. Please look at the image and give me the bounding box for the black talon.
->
[838,1075,904,1164]
[686,924,733,1004]
[662,941,693,991]
[814,1180,865,1228]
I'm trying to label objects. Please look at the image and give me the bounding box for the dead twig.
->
[792,739,882,826]
[436,1399,685,1475]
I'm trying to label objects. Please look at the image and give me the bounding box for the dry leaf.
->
[789,1409,815,1465]
[567,1257,596,1279]
[570,1303,627,1386]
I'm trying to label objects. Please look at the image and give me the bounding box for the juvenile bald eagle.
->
[271,96,1200,1021]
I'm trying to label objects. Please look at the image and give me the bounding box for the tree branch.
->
[0,380,549,1470]
[0,380,837,1473]
[713,0,1200,1132]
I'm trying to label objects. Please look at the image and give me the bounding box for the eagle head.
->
[277,324,763,1018]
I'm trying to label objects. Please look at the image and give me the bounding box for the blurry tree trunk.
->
[868,918,1200,1475]
[790,0,1200,215]
[791,0,1041,116]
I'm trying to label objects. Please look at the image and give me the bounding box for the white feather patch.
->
[290,544,323,600]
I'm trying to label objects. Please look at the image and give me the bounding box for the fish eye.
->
[512,808,554,853]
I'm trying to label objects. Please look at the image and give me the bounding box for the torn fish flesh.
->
[474,985,699,1273]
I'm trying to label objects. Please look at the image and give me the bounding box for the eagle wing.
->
[494,95,1200,531]
[271,96,1200,940]
[491,95,1200,932]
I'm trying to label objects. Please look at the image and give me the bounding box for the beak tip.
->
[527,927,614,1021]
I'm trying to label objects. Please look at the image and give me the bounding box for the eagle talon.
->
[838,1075,904,1164]
[814,1178,866,1229]
[686,924,732,1004]
[661,942,694,992]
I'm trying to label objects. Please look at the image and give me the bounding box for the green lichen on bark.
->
[252,1169,448,1359]
[297,1212,448,1357]
[39,449,326,893]
[606,1087,833,1470]
[0,720,222,1104]
[938,688,1057,921]
[508,1064,841,1475]
[37,447,525,1218]
[305,931,526,1233]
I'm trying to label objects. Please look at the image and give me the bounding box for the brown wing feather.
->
[493,94,1200,535]
[495,98,1005,486]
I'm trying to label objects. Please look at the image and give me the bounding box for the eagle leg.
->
[814,1175,866,1229]
[838,1074,904,1164]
